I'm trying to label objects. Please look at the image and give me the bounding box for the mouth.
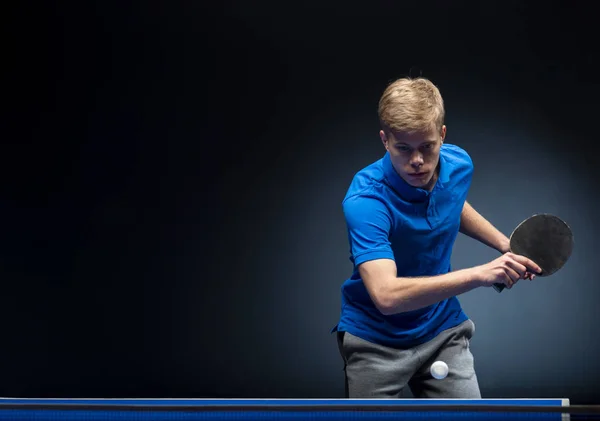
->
[408,172,428,178]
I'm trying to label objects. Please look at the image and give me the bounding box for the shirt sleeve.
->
[343,195,394,266]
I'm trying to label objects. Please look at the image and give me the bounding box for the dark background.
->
[3,0,599,404]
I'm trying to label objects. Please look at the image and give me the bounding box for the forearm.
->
[460,201,509,253]
[378,269,481,315]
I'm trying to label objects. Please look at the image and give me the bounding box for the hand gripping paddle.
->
[493,214,574,292]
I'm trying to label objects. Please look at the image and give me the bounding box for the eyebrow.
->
[395,140,436,146]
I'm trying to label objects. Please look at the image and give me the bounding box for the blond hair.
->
[378,77,445,136]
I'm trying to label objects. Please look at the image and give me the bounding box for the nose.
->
[410,151,424,168]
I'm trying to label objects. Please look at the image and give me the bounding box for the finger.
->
[510,254,542,274]
[505,258,528,278]
[505,267,521,283]
[501,268,519,288]
[503,273,515,289]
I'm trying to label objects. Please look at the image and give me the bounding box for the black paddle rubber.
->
[493,214,574,293]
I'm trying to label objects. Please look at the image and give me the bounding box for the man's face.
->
[380,125,446,190]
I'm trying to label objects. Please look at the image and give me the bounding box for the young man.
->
[332,77,540,399]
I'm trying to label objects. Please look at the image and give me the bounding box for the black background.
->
[3,0,599,404]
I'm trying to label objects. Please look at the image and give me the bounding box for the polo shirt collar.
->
[382,150,450,202]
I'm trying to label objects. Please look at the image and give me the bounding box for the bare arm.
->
[360,259,480,314]
[360,254,542,315]
[459,201,510,253]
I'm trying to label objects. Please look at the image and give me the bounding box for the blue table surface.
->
[0,398,570,406]
[0,398,578,421]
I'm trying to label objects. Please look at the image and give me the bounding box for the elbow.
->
[371,286,400,316]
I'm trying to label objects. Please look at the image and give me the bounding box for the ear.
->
[440,125,447,143]
[380,130,389,151]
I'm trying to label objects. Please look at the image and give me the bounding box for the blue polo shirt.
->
[332,143,474,349]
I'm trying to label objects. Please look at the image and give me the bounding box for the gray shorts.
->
[337,319,481,398]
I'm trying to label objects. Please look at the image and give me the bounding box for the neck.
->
[424,164,440,191]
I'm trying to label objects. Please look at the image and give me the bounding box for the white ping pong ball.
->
[430,361,448,380]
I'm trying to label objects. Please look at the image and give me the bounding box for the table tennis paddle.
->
[493,213,574,292]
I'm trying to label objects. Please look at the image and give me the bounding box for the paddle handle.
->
[493,283,505,293]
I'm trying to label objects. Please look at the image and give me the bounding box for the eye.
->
[397,145,411,152]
